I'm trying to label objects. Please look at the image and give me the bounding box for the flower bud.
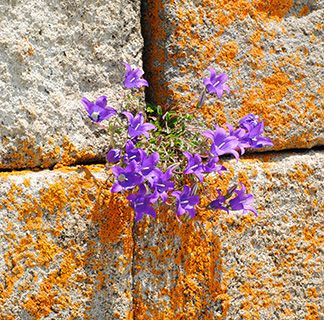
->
[106,149,121,163]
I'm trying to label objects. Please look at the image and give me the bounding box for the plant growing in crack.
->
[81,63,273,222]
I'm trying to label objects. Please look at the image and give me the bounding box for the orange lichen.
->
[0,167,133,319]
[216,41,239,65]
[299,5,310,17]
[143,0,322,150]
[134,205,226,319]
[252,0,293,18]
[1,136,96,170]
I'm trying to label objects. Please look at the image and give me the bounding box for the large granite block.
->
[0,0,143,170]
[142,1,324,151]
[133,150,323,319]
[0,166,133,319]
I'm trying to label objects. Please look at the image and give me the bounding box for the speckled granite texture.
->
[133,150,323,319]
[0,166,133,319]
[0,0,323,319]
[142,0,324,151]
[0,0,143,170]
[1,151,322,319]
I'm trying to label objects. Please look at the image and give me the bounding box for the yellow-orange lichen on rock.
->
[143,0,324,150]
[0,166,133,319]
[133,151,323,319]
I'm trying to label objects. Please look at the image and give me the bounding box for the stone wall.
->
[0,0,323,319]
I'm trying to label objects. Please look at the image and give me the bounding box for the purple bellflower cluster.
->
[81,64,273,222]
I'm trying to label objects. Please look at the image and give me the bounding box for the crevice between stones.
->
[0,145,323,173]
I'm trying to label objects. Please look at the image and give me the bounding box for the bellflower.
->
[127,185,158,221]
[208,189,228,212]
[140,152,160,178]
[203,157,226,175]
[203,67,230,98]
[229,183,257,216]
[227,124,250,155]
[81,96,117,122]
[172,186,200,218]
[106,148,122,164]
[238,114,273,149]
[111,160,144,193]
[241,122,273,149]
[150,167,175,202]
[124,140,146,163]
[203,126,240,160]
[123,63,149,89]
[183,152,204,182]
[239,114,260,130]
[123,112,156,138]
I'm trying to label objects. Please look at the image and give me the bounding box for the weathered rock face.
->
[0,166,133,319]
[142,1,324,151]
[133,151,323,319]
[0,0,143,170]
[1,1,323,319]
[0,152,322,319]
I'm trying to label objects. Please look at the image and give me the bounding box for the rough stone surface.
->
[0,166,133,319]
[142,0,324,151]
[0,0,143,170]
[133,150,323,319]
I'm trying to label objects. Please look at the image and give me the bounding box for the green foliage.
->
[143,103,207,169]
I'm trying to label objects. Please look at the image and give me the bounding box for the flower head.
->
[239,114,260,130]
[208,189,228,212]
[229,183,257,216]
[81,96,117,122]
[238,115,273,149]
[203,157,227,175]
[124,140,147,163]
[172,186,200,218]
[127,185,158,221]
[203,67,230,98]
[226,124,250,155]
[150,166,175,202]
[111,160,143,193]
[123,63,149,89]
[183,152,204,182]
[140,152,160,178]
[106,148,121,164]
[123,112,156,138]
[203,126,240,160]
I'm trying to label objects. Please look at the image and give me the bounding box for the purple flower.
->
[203,126,240,160]
[229,183,257,216]
[111,160,143,192]
[123,112,156,139]
[123,63,149,89]
[203,67,230,98]
[226,124,250,155]
[150,167,175,202]
[106,148,122,163]
[238,114,273,149]
[239,114,260,130]
[203,157,227,175]
[172,186,200,218]
[140,152,160,178]
[124,140,147,163]
[127,185,158,222]
[208,189,228,212]
[81,96,117,122]
[183,152,204,182]
[243,122,273,149]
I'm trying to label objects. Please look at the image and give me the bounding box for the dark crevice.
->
[0,158,107,173]
[140,0,152,106]
[0,146,323,174]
